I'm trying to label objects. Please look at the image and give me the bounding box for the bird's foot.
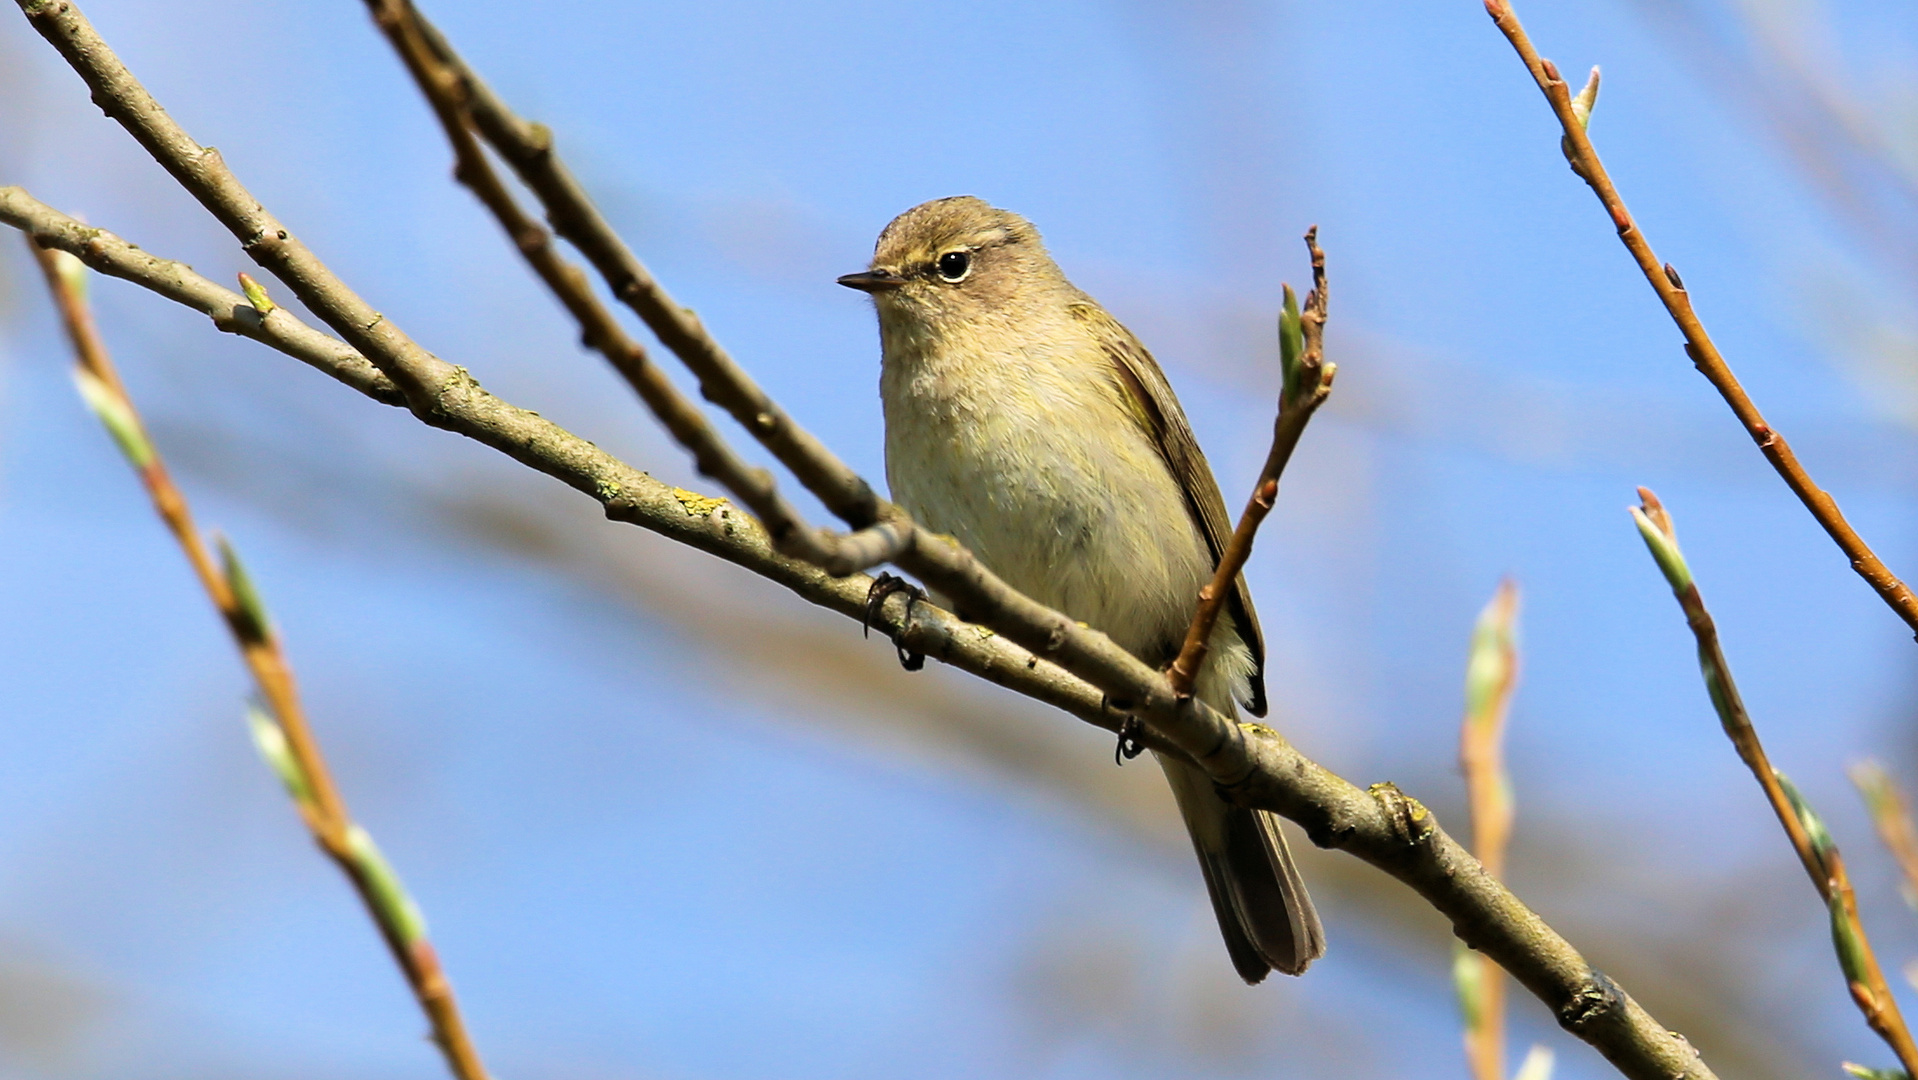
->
[864,572,927,671]
[1112,707,1148,765]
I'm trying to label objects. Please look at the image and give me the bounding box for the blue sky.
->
[2,1,1917,1078]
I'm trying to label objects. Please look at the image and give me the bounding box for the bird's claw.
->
[864,572,927,671]
[1114,715,1147,765]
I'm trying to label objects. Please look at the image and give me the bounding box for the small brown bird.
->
[841,196,1324,981]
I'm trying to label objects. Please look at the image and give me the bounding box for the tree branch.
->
[8,2,1724,1073]
[1168,228,1334,697]
[360,0,909,576]
[1632,488,1918,1077]
[26,238,490,1080]
[1484,0,1918,639]
[400,3,883,532]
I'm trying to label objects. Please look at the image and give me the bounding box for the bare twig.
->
[1631,487,1918,1078]
[6,2,1726,1070]
[1167,228,1335,698]
[1457,580,1521,1080]
[361,0,908,575]
[400,4,883,530]
[1850,761,1918,911]
[1485,0,1918,638]
[26,239,489,1080]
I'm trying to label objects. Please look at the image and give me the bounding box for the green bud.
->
[1570,66,1601,131]
[1278,284,1303,396]
[237,272,275,315]
[1464,582,1518,728]
[48,247,89,302]
[1452,941,1484,1029]
[1842,1063,1908,1080]
[1829,887,1871,988]
[345,824,429,947]
[216,536,273,645]
[245,704,313,808]
[1513,1045,1556,1080]
[1774,769,1837,867]
[1629,506,1693,593]
[72,368,153,469]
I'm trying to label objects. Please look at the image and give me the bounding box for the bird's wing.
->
[1069,300,1268,716]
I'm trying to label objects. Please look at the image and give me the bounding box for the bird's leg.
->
[1102,694,1148,764]
[864,572,927,671]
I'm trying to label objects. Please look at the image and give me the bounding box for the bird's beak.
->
[837,269,905,293]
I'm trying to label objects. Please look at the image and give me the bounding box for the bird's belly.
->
[884,389,1212,665]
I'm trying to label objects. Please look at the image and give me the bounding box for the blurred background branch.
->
[26,239,491,1080]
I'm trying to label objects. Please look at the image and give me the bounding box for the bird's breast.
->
[880,335,1214,664]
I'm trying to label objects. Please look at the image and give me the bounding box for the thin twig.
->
[362,0,907,576]
[1457,580,1520,1080]
[1850,761,1918,911]
[1167,228,1335,697]
[26,238,489,1080]
[1631,487,1918,1078]
[4,3,1725,1069]
[1485,0,1918,638]
[401,4,883,530]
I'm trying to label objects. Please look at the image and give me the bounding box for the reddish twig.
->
[27,239,490,1080]
[1167,229,1335,697]
[1487,0,1918,638]
[1632,488,1918,1078]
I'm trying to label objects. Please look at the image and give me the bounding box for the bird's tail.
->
[1156,752,1325,983]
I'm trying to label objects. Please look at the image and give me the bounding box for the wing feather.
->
[1069,301,1268,716]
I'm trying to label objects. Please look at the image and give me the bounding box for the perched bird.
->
[840,196,1324,981]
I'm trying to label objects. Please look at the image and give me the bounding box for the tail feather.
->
[1159,754,1326,983]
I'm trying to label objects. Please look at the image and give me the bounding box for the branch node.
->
[1556,972,1622,1032]
[1368,781,1436,845]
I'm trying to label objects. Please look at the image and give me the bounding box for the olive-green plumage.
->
[842,196,1324,981]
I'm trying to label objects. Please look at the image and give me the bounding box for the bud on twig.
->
[1570,66,1601,131]
[237,272,276,315]
[217,535,273,645]
[346,824,429,948]
[1278,283,1303,398]
[72,368,154,469]
[245,703,314,809]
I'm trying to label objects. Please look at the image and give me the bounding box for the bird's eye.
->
[936,250,972,282]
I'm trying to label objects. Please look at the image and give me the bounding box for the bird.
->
[839,195,1324,981]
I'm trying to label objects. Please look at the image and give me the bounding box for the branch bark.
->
[401,4,883,531]
[8,3,1723,1075]
[1484,0,1918,638]
[362,0,909,576]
